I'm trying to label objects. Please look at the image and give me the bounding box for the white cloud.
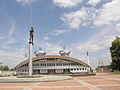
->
[34,41,61,55]
[43,36,50,40]
[94,0,120,26]
[69,26,116,68]
[7,38,17,44]
[42,29,69,41]
[75,43,101,52]
[0,35,5,40]
[44,43,61,55]
[61,7,97,29]
[8,20,16,37]
[6,20,17,44]
[0,48,25,68]
[72,25,116,52]
[52,29,69,35]
[87,0,101,6]
[16,0,37,5]
[61,0,120,29]
[52,0,82,8]
[116,23,120,32]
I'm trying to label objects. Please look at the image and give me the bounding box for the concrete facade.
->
[15,55,92,75]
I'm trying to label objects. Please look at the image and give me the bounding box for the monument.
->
[28,27,34,76]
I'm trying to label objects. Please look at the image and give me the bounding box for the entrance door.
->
[33,69,39,74]
[48,69,55,74]
[64,69,70,74]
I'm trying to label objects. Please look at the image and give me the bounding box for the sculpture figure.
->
[29,27,34,44]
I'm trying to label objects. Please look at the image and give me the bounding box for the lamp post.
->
[87,51,90,65]
[28,27,34,76]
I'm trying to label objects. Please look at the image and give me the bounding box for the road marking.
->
[97,76,120,81]
[22,83,41,90]
[83,79,105,81]
[74,78,101,90]
[0,86,26,88]
[95,84,120,87]
[34,86,84,88]
[0,85,88,89]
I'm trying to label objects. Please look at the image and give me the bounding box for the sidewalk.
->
[0,75,72,83]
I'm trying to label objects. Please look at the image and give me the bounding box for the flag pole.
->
[87,51,90,65]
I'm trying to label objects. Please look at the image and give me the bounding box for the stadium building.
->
[15,48,92,75]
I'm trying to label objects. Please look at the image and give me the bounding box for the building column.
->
[29,43,32,76]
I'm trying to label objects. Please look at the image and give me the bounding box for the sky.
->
[0,0,120,69]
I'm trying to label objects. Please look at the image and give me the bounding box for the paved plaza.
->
[0,73,119,90]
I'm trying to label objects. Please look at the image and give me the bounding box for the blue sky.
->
[0,0,120,68]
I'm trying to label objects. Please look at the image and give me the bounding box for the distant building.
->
[96,65,112,72]
[15,48,92,75]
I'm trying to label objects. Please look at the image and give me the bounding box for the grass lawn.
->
[110,72,120,74]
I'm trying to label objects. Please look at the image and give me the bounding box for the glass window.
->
[60,63,62,66]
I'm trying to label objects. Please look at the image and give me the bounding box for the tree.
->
[10,68,15,71]
[110,37,120,71]
[0,66,4,71]
[3,66,9,71]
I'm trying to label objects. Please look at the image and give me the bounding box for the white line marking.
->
[22,83,41,90]
[84,79,106,81]
[74,78,101,90]
[0,86,26,88]
[34,86,85,88]
[97,76,120,81]
[95,84,120,87]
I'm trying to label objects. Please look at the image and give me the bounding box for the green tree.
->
[10,68,15,71]
[110,37,120,71]
[0,66,4,71]
[3,65,9,71]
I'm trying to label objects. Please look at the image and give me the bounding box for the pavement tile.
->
[32,87,89,90]
[98,86,120,90]
[0,88,23,90]
[85,80,120,85]
[103,75,120,79]
[0,83,32,86]
[76,76,103,80]
[38,79,82,86]
[0,73,120,90]
[108,77,120,79]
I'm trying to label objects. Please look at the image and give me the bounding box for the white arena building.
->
[15,48,93,75]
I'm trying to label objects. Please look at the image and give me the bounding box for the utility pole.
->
[25,53,27,60]
[28,27,34,76]
[87,51,90,65]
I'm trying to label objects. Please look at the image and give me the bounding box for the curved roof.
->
[15,55,90,69]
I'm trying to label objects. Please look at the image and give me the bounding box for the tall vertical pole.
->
[87,51,91,73]
[29,27,34,76]
[29,43,32,76]
[25,53,27,60]
[87,51,90,65]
